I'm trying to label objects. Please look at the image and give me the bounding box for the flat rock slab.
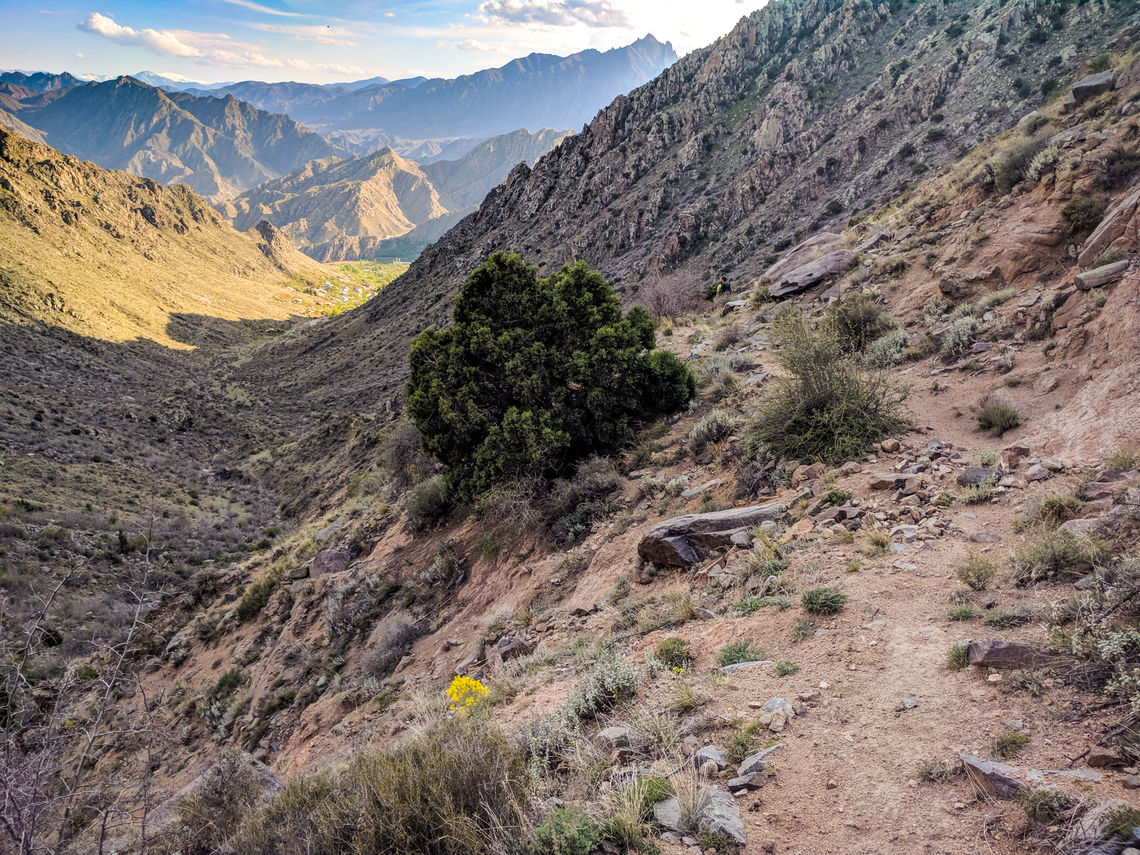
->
[1076,260,1129,290]
[770,249,854,297]
[638,503,785,566]
[738,744,783,777]
[1072,69,1115,103]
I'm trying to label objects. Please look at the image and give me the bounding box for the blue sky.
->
[0,1,763,84]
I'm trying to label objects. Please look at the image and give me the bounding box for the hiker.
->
[716,274,732,296]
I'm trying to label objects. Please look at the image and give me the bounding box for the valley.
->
[2,1,1140,854]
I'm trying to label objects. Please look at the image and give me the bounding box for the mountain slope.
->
[221,148,449,262]
[1,77,344,201]
[0,127,329,347]
[221,128,572,261]
[187,36,677,148]
[422,127,571,211]
[0,70,85,92]
[243,0,1140,417]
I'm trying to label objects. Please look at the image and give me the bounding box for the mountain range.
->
[179,35,678,154]
[220,127,571,261]
[0,76,345,201]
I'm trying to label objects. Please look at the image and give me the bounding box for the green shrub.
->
[526,806,601,855]
[1061,195,1106,237]
[916,759,958,783]
[236,567,285,622]
[1017,788,1073,825]
[235,715,526,855]
[1010,530,1110,586]
[404,474,449,532]
[984,608,1030,629]
[407,253,694,500]
[801,587,847,615]
[988,136,1049,194]
[826,293,896,353]
[993,732,1030,759]
[655,637,694,670]
[977,395,1020,436]
[1104,806,1140,841]
[743,308,909,464]
[775,660,800,677]
[716,640,766,668]
[947,643,969,670]
[957,553,997,591]
[1037,493,1084,528]
[963,477,998,505]
[948,606,977,621]
[867,329,909,365]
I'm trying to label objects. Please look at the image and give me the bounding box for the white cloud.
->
[75,51,85,58]
[77,12,364,75]
[438,37,512,53]
[219,0,304,18]
[79,12,199,57]
[477,0,631,28]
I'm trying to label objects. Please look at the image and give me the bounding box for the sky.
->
[0,1,765,85]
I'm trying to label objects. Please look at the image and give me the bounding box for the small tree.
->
[407,253,694,498]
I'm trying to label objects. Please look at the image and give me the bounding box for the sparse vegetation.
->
[801,587,847,615]
[993,732,1030,760]
[655,636,694,671]
[977,395,1020,436]
[775,660,800,677]
[716,640,766,667]
[947,643,970,670]
[744,307,909,464]
[957,554,997,591]
[1010,530,1109,586]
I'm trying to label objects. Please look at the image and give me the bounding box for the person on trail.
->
[716,274,732,297]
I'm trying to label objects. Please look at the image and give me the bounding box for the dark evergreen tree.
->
[407,252,694,498]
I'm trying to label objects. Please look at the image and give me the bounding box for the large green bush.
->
[744,307,910,464]
[407,253,694,499]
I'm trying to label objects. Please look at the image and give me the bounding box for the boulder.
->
[869,472,910,490]
[1075,260,1129,290]
[1025,463,1053,482]
[652,796,685,832]
[761,232,844,283]
[770,250,854,297]
[1002,444,1031,471]
[1079,185,1140,267]
[960,754,1025,799]
[490,635,534,665]
[637,503,785,566]
[1071,70,1115,104]
[693,745,730,771]
[1062,799,1137,854]
[967,640,1055,668]
[698,788,747,846]
[957,467,1001,487]
[310,547,351,578]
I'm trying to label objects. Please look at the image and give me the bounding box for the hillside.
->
[221,148,449,262]
[184,36,677,156]
[0,128,331,346]
[241,0,1140,420]
[7,2,1140,854]
[220,128,571,262]
[0,76,345,201]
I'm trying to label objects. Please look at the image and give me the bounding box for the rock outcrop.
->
[637,503,785,566]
